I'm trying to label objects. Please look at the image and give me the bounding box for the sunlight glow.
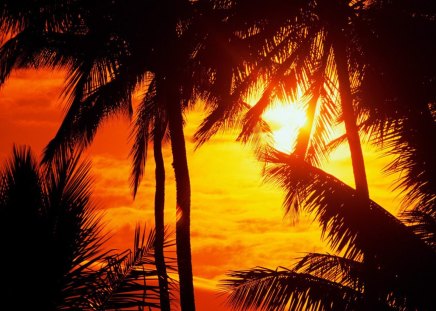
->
[262,99,307,153]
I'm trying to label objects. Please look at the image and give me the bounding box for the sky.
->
[0,69,405,310]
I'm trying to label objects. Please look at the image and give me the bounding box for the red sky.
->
[0,69,404,310]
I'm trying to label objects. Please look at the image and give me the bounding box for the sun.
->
[262,98,307,153]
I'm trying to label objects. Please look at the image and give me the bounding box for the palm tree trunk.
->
[331,29,375,307]
[331,33,369,199]
[167,93,196,311]
[153,128,171,311]
[157,1,195,306]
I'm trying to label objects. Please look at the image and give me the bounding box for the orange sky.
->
[0,69,404,310]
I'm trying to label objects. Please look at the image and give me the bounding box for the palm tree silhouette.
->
[90,224,177,310]
[0,1,226,309]
[222,149,436,310]
[130,77,172,310]
[3,1,435,309]
[0,145,107,309]
[356,0,436,214]
[0,1,254,308]
[195,0,370,199]
[218,1,436,309]
[0,145,177,310]
[0,3,175,308]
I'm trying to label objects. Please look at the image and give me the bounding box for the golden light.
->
[262,98,307,153]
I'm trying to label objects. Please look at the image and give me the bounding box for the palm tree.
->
[194,0,380,202]
[0,145,108,309]
[130,76,172,310]
[215,1,435,310]
[0,0,180,305]
[0,145,177,310]
[356,0,436,214]
[1,2,176,307]
[89,224,177,310]
[222,150,436,310]
[0,1,245,309]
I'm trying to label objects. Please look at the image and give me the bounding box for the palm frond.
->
[263,148,434,262]
[130,77,168,196]
[293,36,334,165]
[42,146,111,309]
[0,0,78,36]
[193,95,248,147]
[193,13,313,146]
[401,209,436,250]
[358,101,436,215]
[355,1,436,213]
[237,30,318,144]
[222,266,366,311]
[0,29,47,85]
[383,112,436,214]
[0,145,43,220]
[0,145,110,309]
[294,253,365,290]
[0,11,106,86]
[88,224,177,310]
[43,61,141,164]
[304,47,340,166]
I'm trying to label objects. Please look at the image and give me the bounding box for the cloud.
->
[0,70,66,158]
[194,280,228,311]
